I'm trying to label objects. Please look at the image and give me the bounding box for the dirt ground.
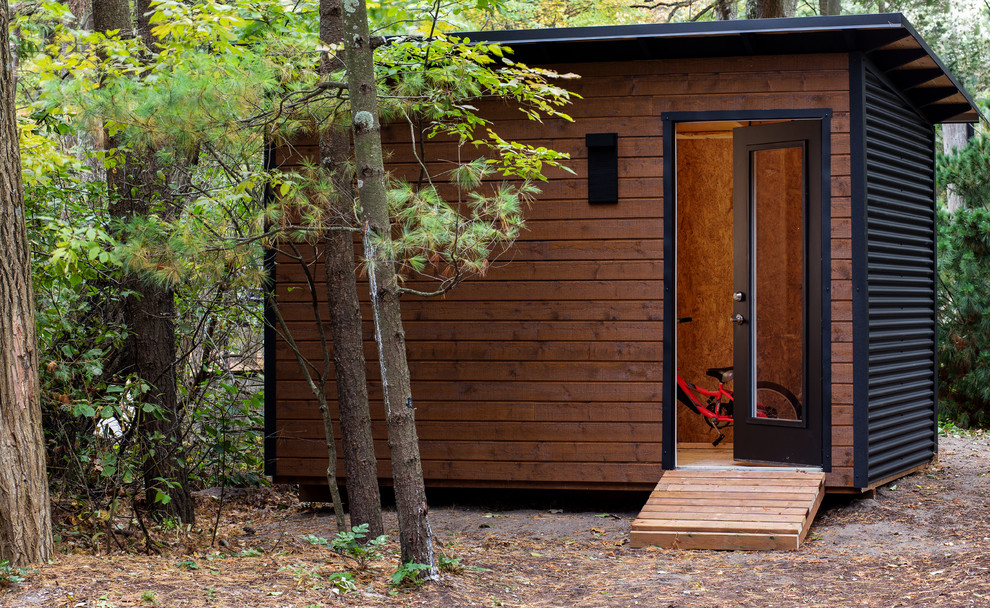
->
[3,431,988,608]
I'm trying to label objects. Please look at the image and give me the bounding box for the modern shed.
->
[266,14,980,548]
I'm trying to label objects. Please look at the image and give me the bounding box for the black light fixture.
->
[585,133,618,204]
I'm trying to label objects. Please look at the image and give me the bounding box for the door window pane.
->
[752,146,804,421]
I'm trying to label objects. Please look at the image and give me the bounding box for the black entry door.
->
[732,121,823,466]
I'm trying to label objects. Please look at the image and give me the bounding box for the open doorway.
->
[674,121,738,467]
[672,119,823,469]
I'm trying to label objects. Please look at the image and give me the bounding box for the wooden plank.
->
[659,470,825,481]
[278,400,661,423]
[389,155,660,181]
[832,425,854,447]
[831,321,853,342]
[503,239,662,261]
[651,92,850,115]
[630,530,798,551]
[277,419,662,443]
[275,458,662,484]
[643,497,813,509]
[832,405,853,426]
[544,53,849,77]
[659,470,824,481]
[276,339,662,363]
[832,364,853,384]
[368,137,665,164]
[636,512,807,524]
[279,320,663,342]
[632,519,804,535]
[277,401,660,422]
[832,384,853,404]
[277,279,662,302]
[267,237,666,263]
[277,438,661,463]
[275,300,662,323]
[799,479,827,544]
[277,360,660,383]
[639,505,809,516]
[655,484,822,495]
[563,70,851,99]
[646,481,821,496]
[658,478,824,488]
[831,447,854,468]
[279,259,664,282]
[277,379,662,403]
[832,341,853,363]
[647,491,819,502]
[277,474,657,493]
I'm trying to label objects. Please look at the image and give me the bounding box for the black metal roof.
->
[460,13,980,124]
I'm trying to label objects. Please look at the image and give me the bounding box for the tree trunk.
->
[0,0,54,566]
[319,0,384,540]
[715,0,737,20]
[264,264,345,530]
[341,0,435,574]
[943,123,969,214]
[93,0,194,524]
[92,0,130,37]
[746,0,792,19]
[116,157,195,523]
[819,0,841,15]
[323,228,384,537]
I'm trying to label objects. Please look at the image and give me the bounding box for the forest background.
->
[1,0,989,591]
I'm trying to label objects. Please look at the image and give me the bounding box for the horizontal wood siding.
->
[271,53,854,490]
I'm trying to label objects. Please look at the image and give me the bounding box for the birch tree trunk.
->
[341,0,435,574]
[943,123,969,214]
[0,0,54,566]
[319,0,384,539]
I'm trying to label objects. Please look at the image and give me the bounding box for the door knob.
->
[733,291,745,302]
[731,314,746,325]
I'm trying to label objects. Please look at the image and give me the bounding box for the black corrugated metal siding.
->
[863,68,937,483]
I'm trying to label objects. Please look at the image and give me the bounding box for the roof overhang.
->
[459,13,981,124]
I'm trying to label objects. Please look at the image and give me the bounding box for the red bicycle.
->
[676,317,802,447]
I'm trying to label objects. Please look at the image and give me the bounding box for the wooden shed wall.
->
[270,52,855,491]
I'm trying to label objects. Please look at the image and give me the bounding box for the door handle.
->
[731,314,746,325]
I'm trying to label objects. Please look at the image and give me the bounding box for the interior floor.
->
[676,443,823,470]
[677,443,735,467]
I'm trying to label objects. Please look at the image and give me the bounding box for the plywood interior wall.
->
[753,147,805,408]
[675,127,734,445]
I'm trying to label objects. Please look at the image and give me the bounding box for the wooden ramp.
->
[630,469,826,550]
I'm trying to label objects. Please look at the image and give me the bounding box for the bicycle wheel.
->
[755,381,803,421]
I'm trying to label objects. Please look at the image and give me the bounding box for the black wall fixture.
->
[586,132,619,204]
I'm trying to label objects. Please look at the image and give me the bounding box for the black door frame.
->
[660,109,833,471]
